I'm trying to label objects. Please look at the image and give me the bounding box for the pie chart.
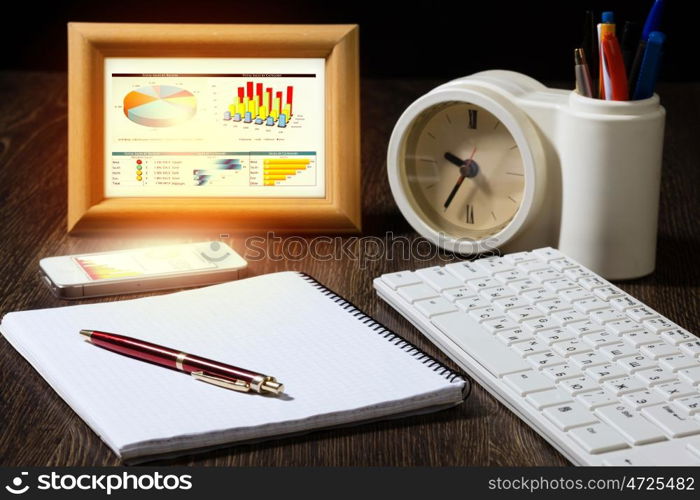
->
[123,85,197,127]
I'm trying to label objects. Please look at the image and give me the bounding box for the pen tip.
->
[261,379,284,395]
[79,329,93,337]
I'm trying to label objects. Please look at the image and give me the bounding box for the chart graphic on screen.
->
[105,58,325,198]
[123,85,197,127]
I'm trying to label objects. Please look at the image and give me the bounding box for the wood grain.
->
[0,72,698,466]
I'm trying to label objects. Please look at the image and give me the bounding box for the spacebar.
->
[431,311,530,377]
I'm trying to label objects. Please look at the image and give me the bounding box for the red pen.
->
[602,33,629,101]
[79,329,284,395]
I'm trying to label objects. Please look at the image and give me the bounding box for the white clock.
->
[387,75,547,255]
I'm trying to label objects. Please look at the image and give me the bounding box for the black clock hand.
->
[444,152,465,167]
[443,175,466,211]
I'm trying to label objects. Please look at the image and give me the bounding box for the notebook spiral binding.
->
[299,273,469,392]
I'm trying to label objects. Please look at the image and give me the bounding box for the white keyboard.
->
[374,247,700,466]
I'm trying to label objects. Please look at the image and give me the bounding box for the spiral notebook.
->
[0,272,468,462]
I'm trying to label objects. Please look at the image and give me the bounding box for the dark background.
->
[1,0,693,82]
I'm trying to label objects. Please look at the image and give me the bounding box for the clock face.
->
[403,101,526,241]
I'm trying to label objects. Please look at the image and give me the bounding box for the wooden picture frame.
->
[67,23,361,234]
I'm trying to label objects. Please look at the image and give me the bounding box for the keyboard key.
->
[542,363,582,382]
[497,329,534,347]
[469,306,504,323]
[582,331,620,348]
[531,269,563,283]
[518,260,551,274]
[636,367,676,386]
[549,258,578,272]
[564,267,596,281]
[589,308,627,325]
[573,298,609,315]
[507,306,544,323]
[537,328,575,345]
[479,286,516,301]
[381,271,421,289]
[535,298,573,315]
[560,375,599,395]
[610,296,644,312]
[658,354,699,372]
[431,311,530,377]
[642,404,700,438]
[654,381,697,400]
[560,288,594,304]
[492,295,530,311]
[621,390,666,410]
[503,371,554,396]
[509,280,543,294]
[455,296,491,312]
[593,286,625,301]
[473,257,514,274]
[397,284,439,303]
[511,339,549,356]
[416,267,464,291]
[467,277,500,292]
[679,341,700,358]
[623,329,659,348]
[522,316,559,334]
[527,388,573,410]
[482,317,521,334]
[569,422,629,454]
[586,363,627,382]
[644,317,678,334]
[678,367,700,386]
[552,339,592,358]
[627,307,659,323]
[606,319,644,335]
[568,321,606,338]
[533,247,565,262]
[640,342,680,360]
[571,351,609,370]
[444,261,490,282]
[521,287,558,303]
[528,352,567,370]
[602,376,646,396]
[674,395,700,416]
[660,328,696,346]
[443,287,477,302]
[578,276,609,291]
[552,310,588,326]
[594,404,666,445]
[414,297,457,318]
[503,251,538,265]
[544,278,579,293]
[577,390,618,410]
[617,355,657,374]
[493,269,529,284]
[598,343,637,361]
[543,402,598,431]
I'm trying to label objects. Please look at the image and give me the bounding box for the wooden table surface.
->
[0,72,698,466]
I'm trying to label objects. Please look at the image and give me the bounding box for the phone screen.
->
[73,245,217,281]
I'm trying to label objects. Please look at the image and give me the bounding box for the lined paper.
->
[1,272,465,460]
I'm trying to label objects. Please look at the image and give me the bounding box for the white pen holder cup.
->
[557,92,665,280]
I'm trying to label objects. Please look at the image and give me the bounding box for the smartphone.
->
[39,241,247,299]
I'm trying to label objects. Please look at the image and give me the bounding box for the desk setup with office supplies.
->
[1,0,700,468]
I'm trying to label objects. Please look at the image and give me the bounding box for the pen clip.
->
[191,371,251,392]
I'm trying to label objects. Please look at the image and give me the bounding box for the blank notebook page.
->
[1,272,466,460]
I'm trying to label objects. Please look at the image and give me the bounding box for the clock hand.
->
[444,152,464,167]
[443,146,478,211]
[443,175,466,211]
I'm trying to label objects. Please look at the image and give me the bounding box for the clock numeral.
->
[466,204,475,224]
[468,109,478,129]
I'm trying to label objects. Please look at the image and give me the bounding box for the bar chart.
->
[263,158,310,186]
[224,81,294,127]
